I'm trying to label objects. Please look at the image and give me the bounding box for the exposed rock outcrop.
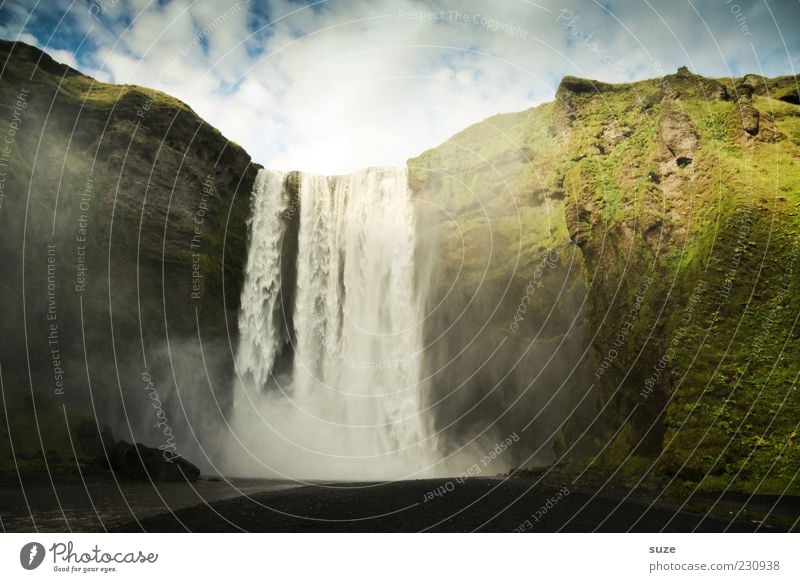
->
[739,103,760,135]
[107,441,201,482]
[658,105,699,166]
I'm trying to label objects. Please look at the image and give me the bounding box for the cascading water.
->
[236,169,289,391]
[224,167,439,479]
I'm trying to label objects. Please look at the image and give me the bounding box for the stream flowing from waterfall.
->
[224,167,439,479]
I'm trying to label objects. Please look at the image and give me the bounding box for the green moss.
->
[484,69,800,496]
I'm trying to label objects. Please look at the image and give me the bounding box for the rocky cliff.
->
[411,67,800,495]
[0,39,258,472]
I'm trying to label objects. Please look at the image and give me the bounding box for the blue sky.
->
[2,0,798,172]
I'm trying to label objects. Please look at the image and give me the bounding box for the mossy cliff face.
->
[0,40,258,471]
[408,103,594,467]
[410,67,800,494]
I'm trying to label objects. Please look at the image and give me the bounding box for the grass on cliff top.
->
[0,40,190,114]
[60,78,192,114]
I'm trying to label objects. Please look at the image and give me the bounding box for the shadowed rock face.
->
[0,39,258,472]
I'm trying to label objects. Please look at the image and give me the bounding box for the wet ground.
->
[112,478,799,532]
[3,473,797,532]
[0,471,298,532]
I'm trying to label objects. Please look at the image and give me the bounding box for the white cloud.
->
[2,0,798,174]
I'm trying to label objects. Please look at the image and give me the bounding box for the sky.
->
[1,0,798,173]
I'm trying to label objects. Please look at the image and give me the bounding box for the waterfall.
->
[235,169,289,392]
[226,167,438,479]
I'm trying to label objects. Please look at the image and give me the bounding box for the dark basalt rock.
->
[107,441,201,482]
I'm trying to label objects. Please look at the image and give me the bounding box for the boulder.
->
[107,441,200,482]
